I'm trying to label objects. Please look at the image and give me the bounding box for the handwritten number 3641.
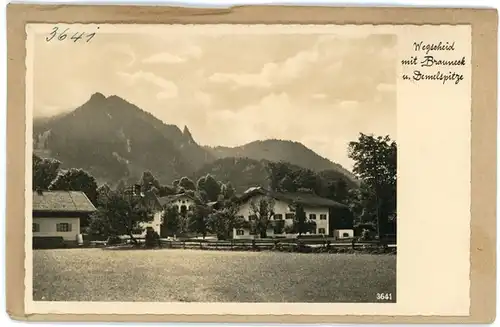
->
[46,26,99,43]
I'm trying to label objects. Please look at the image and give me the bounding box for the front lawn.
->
[33,248,396,302]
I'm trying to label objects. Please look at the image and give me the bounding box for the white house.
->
[142,193,199,237]
[158,193,197,215]
[232,187,347,239]
[32,190,97,244]
[138,207,163,237]
[136,191,166,237]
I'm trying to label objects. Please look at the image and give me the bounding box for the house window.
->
[56,223,72,232]
[320,214,327,220]
[318,228,326,234]
[32,223,40,233]
[249,215,257,221]
[285,213,295,220]
[236,230,245,236]
[274,214,283,220]
[309,214,316,220]
[343,232,350,237]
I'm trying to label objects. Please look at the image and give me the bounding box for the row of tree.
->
[32,132,397,240]
[33,153,237,211]
[33,154,99,204]
[135,171,237,204]
[33,152,245,241]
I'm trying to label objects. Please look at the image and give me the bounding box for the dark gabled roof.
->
[272,191,347,208]
[33,190,97,213]
[237,187,347,209]
[158,193,198,207]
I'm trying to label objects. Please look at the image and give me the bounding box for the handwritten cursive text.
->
[413,41,456,54]
[46,26,100,43]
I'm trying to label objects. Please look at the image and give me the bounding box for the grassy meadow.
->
[33,248,396,303]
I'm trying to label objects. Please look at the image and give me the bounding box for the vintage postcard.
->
[6,5,497,324]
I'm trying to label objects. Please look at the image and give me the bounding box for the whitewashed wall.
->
[32,217,80,241]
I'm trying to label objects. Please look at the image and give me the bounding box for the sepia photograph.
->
[29,24,399,304]
[3,2,491,321]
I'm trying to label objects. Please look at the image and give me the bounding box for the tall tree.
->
[32,154,61,190]
[207,204,244,240]
[88,189,153,243]
[179,176,196,191]
[187,204,212,238]
[290,203,316,235]
[197,174,221,202]
[49,168,98,204]
[161,206,185,237]
[348,133,397,237]
[249,197,275,238]
[347,182,377,225]
[96,183,112,207]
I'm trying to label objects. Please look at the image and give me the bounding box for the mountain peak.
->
[182,125,197,145]
[89,92,106,102]
[106,95,127,103]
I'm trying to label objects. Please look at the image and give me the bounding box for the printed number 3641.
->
[376,293,393,300]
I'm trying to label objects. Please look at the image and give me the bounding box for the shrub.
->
[33,236,65,249]
[145,228,160,248]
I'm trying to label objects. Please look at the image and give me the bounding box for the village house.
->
[32,190,97,246]
[158,193,198,215]
[140,193,200,237]
[136,190,164,237]
[232,187,351,239]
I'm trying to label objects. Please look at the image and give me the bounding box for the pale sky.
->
[32,29,396,170]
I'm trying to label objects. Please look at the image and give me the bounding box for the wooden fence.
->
[156,238,396,253]
[86,236,396,254]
